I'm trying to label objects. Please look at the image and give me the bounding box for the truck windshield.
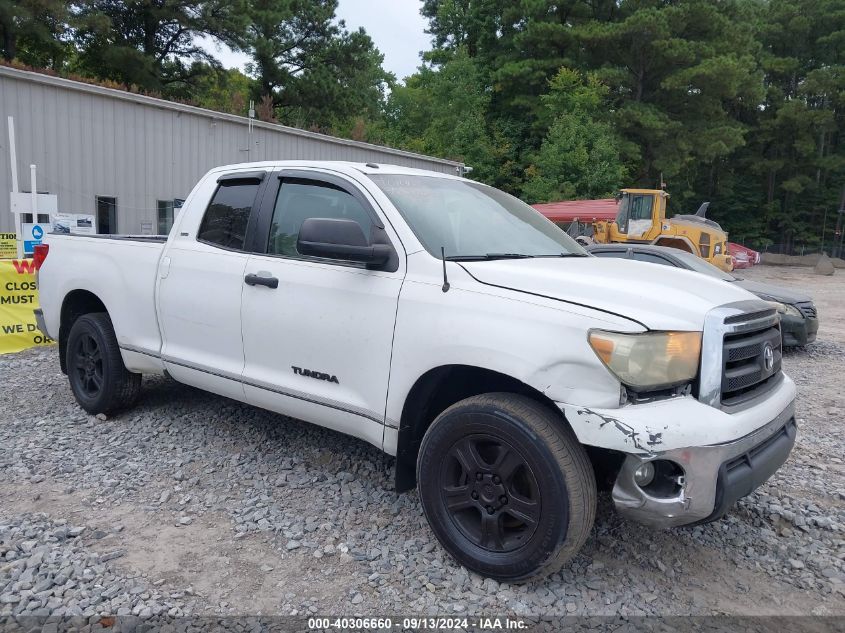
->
[369,174,586,259]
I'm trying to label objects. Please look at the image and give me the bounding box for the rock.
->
[814,253,835,276]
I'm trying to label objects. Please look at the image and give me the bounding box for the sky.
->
[202,0,432,83]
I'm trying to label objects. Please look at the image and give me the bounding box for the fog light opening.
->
[638,460,685,498]
[634,462,655,487]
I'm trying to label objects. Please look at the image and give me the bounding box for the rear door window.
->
[198,181,262,250]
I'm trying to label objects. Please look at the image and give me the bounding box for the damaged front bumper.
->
[558,374,797,528]
[611,402,795,527]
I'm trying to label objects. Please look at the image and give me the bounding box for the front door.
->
[240,170,404,448]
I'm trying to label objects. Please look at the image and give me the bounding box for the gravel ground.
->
[1,265,843,620]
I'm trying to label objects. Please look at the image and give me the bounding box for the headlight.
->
[765,301,802,318]
[588,330,702,390]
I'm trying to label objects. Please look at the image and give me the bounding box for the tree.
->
[71,0,246,93]
[383,50,501,184]
[523,68,626,202]
[577,0,765,194]
[742,0,845,249]
[237,0,392,129]
[0,0,68,67]
[192,67,253,115]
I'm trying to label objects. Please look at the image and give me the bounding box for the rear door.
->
[239,169,404,448]
[157,170,270,400]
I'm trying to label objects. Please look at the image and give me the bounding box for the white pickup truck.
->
[35,161,797,581]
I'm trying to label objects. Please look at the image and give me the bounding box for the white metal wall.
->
[0,67,461,234]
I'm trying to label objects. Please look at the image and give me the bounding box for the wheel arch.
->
[58,289,108,374]
[394,364,569,492]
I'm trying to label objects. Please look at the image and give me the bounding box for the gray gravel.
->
[1,266,843,618]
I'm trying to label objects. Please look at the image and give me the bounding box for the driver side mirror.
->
[297,218,391,268]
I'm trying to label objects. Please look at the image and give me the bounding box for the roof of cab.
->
[207,160,466,180]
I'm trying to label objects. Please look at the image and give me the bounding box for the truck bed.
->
[39,232,166,369]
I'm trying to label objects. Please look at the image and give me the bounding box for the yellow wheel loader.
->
[589,189,733,271]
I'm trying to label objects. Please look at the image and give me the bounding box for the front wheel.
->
[66,313,141,415]
[417,393,596,581]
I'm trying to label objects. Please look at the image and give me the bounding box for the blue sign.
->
[21,223,51,256]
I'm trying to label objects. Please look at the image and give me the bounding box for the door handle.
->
[244,273,279,289]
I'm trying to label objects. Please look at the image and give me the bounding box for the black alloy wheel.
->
[417,393,596,581]
[66,312,141,414]
[440,434,541,552]
[71,332,104,398]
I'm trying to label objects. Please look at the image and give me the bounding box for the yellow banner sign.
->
[0,259,55,354]
[0,233,17,259]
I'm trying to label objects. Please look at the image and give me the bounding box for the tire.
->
[66,312,141,415]
[417,393,596,581]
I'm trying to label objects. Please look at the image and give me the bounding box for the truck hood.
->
[461,257,759,331]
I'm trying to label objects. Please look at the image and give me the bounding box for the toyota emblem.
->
[763,343,775,372]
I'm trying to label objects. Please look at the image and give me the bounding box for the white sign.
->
[10,192,58,215]
[52,212,95,235]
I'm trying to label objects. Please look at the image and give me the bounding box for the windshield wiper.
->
[534,253,589,258]
[445,253,534,261]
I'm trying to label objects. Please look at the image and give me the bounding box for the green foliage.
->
[523,68,626,202]
[0,0,69,67]
[236,0,392,130]
[70,0,246,92]
[192,67,253,115]
[382,50,498,182]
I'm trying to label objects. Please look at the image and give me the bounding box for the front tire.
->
[417,393,596,581]
[66,313,141,415]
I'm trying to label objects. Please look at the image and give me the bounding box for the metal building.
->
[0,65,462,235]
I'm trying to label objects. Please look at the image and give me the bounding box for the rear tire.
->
[417,393,596,581]
[66,313,141,415]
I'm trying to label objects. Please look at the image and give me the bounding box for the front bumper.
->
[611,401,796,528]
[781,313,818,347]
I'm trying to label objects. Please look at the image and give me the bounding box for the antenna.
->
[441,247,450,293]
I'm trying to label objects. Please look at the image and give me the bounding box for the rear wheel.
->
[66,313,141,414]
[417,393,596,581]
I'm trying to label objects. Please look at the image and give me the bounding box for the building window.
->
[22,213,51,224]
[157,200,174,235]
[96,196,117,234]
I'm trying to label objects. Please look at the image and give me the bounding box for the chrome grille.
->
[699,301,782,409]
[721,325,782,406]
[795,301,817,319]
